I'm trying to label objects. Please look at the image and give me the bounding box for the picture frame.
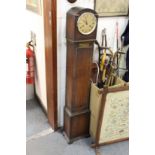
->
[90,78,129,147]
[94,0,129,17]
[26,0,42,15]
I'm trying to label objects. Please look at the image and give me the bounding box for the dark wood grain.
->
[95,87,108,145]
[66,41,94,113]
[64,107,90,143]
[43,0,57,130]
[91,137,129,148]
[64,7,98,142]
[67,0,77,3]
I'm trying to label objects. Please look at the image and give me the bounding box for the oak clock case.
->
[64,7,98,143]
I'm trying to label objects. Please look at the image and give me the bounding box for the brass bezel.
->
[77,12,97,35]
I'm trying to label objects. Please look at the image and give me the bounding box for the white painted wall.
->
[26,84,34,100]
[57,0,129,126]
[25,0,47,110]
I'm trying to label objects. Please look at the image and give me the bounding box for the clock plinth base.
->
[63,131,90,144]
[64,107,90,143]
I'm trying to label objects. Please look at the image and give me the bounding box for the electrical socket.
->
[31,31,36,46]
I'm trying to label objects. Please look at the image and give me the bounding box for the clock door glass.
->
[77,12,97,35]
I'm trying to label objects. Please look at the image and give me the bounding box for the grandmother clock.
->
[64,7,98,143]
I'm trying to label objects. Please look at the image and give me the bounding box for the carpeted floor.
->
[26,99,51,137]
[26,99,129,155]
[27,131,129,155]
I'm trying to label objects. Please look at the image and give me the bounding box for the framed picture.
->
[90,78,129,147]
[26,0,42,15]
[95,0,129,17]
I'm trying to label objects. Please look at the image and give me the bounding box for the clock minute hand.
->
[85,18,88,25]
[82,19,87,24]
[84,16,88,25]
[86,20,88,25]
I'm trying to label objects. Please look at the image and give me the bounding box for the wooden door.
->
[43,0,57,130]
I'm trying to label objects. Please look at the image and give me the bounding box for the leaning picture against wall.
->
[95,0,129,17]
[26,0,42,15]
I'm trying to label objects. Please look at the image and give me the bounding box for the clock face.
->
[77,12,97,35]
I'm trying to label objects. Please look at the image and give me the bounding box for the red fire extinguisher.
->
[26,42,35,84]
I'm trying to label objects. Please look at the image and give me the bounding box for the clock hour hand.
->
[85,18,88,25]
[84,16,88,25]
[86,20,88,25]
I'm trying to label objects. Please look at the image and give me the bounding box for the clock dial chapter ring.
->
[77,12,97,35]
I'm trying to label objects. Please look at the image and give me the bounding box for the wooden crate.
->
[89,78,129,147]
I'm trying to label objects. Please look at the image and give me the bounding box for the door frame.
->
[43,0,57,130]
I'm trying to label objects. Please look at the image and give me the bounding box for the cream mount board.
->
[90,78,129,146]
[99,91,129,143]
[95,0,129,17]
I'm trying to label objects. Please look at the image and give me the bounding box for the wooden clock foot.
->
[63,107,90,143]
